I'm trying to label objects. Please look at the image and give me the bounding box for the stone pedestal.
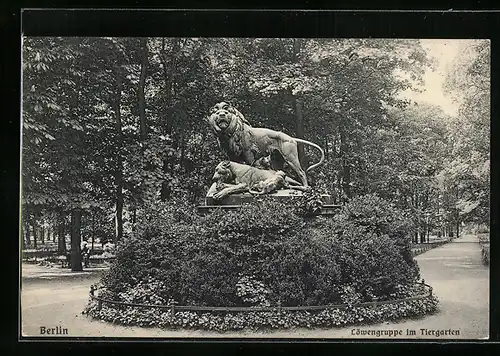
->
[198,183,340,215]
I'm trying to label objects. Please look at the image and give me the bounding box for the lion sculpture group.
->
[207,101,325,200]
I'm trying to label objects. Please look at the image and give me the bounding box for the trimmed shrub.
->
[98,194,421,310]
[340,194,417,264]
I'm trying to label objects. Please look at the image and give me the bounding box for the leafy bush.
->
[98,194,420,311]
[236,275,271,307]
[293,189,324,217]
[337,194,418,275]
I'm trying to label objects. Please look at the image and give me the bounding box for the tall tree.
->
[443,40,490,227]
[138,38,148,142]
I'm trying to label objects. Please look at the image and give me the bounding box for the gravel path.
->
[21,234,489,339]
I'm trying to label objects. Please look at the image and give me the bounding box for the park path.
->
[21,263,108,280]
[21,234,489,339]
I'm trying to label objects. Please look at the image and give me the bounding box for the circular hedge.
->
[85,194,438,330]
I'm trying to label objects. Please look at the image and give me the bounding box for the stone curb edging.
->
[84,282,439,331]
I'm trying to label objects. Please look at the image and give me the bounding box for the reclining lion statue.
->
[207,101,325,186]
[211,160,310,200]
[248,170,289,196]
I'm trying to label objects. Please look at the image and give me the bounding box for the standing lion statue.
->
[207,101,325,186]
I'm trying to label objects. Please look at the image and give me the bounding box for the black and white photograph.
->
[20,35,490,339]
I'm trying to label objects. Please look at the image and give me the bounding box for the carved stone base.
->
[199,183,340,215]
[205,182,334,206]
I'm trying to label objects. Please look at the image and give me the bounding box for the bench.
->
[89,255,116,265]
[31,251,115,268]
[50,254,72,268]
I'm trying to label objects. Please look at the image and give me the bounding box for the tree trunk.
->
[159,38,180,201]
[418,217,425,243]
[292,38,302,61]
[70,209,83,272]
[339,125,351,200]
[41,226,45,244]
[291,38,308,170]
[21,224,25,250]
[324,136,329,159]
[161,167,172,201]
[180,137,185,173]
[138,38,148,142]
[57,212,67,255]
[32,222,37,249]
[91,213,95,251]
[24,223,30,247]
[160,38,180,135]
[113,65,124,244]
[137,38,150,205]
[114,153,124,245]
[132,207,137,235]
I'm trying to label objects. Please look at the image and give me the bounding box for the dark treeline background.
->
[21,37,490,270]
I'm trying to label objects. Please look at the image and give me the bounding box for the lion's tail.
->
[294,138,326,173]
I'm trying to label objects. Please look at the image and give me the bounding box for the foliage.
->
[442,40,490,226]
[329,194,418,274]
[293,189,324,217]
[341,194,415,238]
[235,275,271,307]
[117,277,169,306]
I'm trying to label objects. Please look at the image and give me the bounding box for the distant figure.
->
[81,242,91,268]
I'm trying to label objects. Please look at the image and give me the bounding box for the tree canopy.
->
[21,37,490,264]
